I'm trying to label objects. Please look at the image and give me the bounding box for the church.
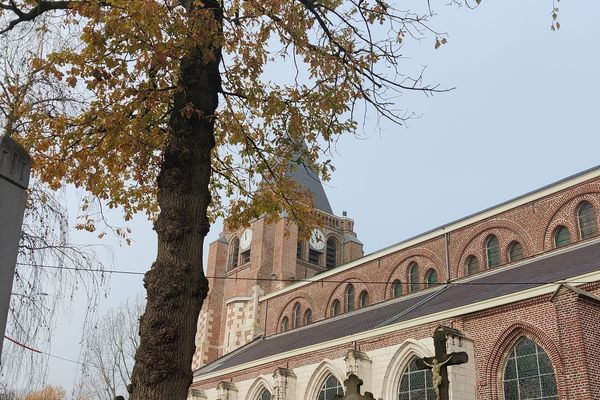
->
[188,164,600,400]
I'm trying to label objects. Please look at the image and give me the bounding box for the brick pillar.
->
[551,285,593,399]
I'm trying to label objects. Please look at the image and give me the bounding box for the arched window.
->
[330,299,340,317]
[508,241,524,262]
[228,237,239,270]
[280,317,289,332]
[258,389,272,400]
[345,284,355,312]
[425,269,437,288]
[326,237,338,269]
[503,337,558,400]
[408,262,419,293]
[465,256,479,275]
[317,374,343,400]
[577,201,597,239]
[398,357,435,400]
[292,302,301,328]
[304,309,312,325]
[554,226,571,248]
[486,235,501,268]
[392,279,402,298]
[359,291,369,308]
[297,240,305,260]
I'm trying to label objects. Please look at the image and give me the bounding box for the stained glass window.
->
[317,374,343,400]
[409,263,419,293]
[502,337,558,400]
[486,235,501,268]
[577,202,597,239]
[359,291,369,308]
[331,300,340,316]
[466,256,479,275]
[280,317,289,332]
[258,388,271,400]
[554,226,570,248]
[392,280,402,298]
[292,302,301,328]
[345,284,355,312]
[304,309,312,325]
[508,241,524,262]
[398,357,435,400]
[425,269,437,287]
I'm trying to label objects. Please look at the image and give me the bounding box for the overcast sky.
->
[5,0,600,396]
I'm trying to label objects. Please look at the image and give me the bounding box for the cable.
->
[4,335,117,371]
[15,262,596,286]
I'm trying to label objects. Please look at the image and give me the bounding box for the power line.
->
[15,262,595,286]
[4,335,118,372]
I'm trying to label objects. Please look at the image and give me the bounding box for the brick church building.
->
[189,165,600,400]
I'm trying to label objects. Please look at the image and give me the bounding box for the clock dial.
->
[309,228,325,251]
[240,228,253,250]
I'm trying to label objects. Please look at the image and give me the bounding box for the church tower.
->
[192,162,364,369]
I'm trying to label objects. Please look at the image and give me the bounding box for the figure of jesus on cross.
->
[416,326,469,400]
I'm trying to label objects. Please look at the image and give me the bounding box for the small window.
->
[577,201,597,239]
[425,269,438,287]
[326,237,338,269]
[345,284,355,312]
[466,256,479,275]
[408,262,419,293]
[258,389,271,400]
[486,235,501,268]
[292,302,301,328]
[241,249,251,264]
[297,241,305,260]
[503,337,558,400]
[359,291,369,308]
[309,249,321,265]
[554,226,571,248]
[392,279,402,298]
[508,241,524,262]
[229,238,240,270]
[304,309,312,325]
[317,374,343,400]
[330,299,340,317]
[280,317,289,332]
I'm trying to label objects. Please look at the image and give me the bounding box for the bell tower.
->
[192,160,363,369]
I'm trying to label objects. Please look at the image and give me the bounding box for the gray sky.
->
[7,0,600,396]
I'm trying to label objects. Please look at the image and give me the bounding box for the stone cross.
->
[416,326,469,400]
[333,374,375,400]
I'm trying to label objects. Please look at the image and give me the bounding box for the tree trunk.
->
[129,3,222,399]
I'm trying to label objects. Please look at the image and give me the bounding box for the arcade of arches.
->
[191,167,600,400]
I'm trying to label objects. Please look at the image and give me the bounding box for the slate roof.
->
[196,240,600,376]
[288,158,333,214]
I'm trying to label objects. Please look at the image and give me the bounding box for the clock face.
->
[309,228,325,251]
[240,228,253,250]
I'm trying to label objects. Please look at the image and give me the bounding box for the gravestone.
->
[0,136,31,363]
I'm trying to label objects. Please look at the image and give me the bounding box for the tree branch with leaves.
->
[1,1,455,399]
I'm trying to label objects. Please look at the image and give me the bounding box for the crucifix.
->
[416,326,469,400]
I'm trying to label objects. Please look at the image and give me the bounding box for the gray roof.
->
[288,159,333,214]
[196,240,600,376]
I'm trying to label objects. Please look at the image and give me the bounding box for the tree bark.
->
[129,2,222,399]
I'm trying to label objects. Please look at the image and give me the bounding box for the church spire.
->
[287,142,333,215]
